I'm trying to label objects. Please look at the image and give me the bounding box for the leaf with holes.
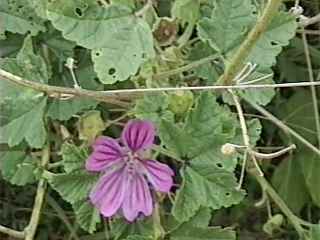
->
[47,0,154,84]
[0,0,46,38]
[0,150,37,186]
[247,12,297,70]
[172,163,245,222]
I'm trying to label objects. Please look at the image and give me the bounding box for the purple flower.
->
[86,120,174,222]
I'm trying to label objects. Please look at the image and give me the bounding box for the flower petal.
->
[86,136,124,172]
[121,120,155,152]
[90,167,127,218]
[122,173,153,221]
[143,160,174,192]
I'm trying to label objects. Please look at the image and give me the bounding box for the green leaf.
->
[233,118,262,146]
[172,164,245,222]
[48,170,98,204]
[293,148,320,207]
[197,0,256,53]
[126,236,152,240]
[0,150,36,186]
[0,0,46,37]
[47,98,98,121]
[165,208,212,232]
[134,93,174,126]
[272,157,309,213]
[311,224,320,240]
[61,142,88,173]
[0,35,49,148]
[47,1,154,84]
[247,12,298,70]
[72,200,101,234]
[240,70,276,106]
[168,91,194,116]
[172,0,200,24]
[0,97,47,148]
[160,92,236,158]
[78,110,106,143]
[111,218,154,240]
[276,89,318,144]
[187,42,219,82]
[1,35,50,84]
[170,225,235,240]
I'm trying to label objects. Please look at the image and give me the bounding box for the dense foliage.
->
[0,0,320,239]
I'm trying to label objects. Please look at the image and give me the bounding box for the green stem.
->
[153,54,219,80]
[25,145,50,240]
[250,169,306,237]
[0,225,24,239]
[244,98,320,157]
[47,194,80,240]
[218,0,282,85]
[177,23,195,48]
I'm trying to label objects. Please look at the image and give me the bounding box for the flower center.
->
[125,151,141,179]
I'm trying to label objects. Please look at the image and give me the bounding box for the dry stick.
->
[25,145,50,240]
[2,68,320,98]
[302,13,320,27]
[245,98,320,157]
[0,225,24,239]
[230,92,305,237]
[218,0,282,85]
[0,69,130,108]
[297,29,320,35]
[302,29,320,148]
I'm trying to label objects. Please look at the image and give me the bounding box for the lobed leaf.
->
[47,0,154,84]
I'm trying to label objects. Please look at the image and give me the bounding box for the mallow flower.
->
[86,120,174,222]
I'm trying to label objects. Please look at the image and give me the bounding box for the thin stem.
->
[230,92,306,236]
[2,68,320,98]
[237,150,248,189]
[252,144,296,159]
[230,90,264,176]
[245,98,320,157]
[0,225,24,239]
[218,0,282,85]
[301,29,320,148]
[302,13,320,27]
[297,29,320,35]
[177,23,195,48]
[135,0,152,17]
[153,54,219,79]
[25,145,50,240]
[103,219,111,240]
[47,195,80,240]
